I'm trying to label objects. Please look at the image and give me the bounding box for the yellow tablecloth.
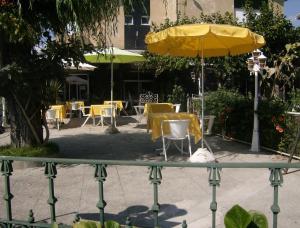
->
[65,101,85,110]
[148,112,202,143]
[50,105,66,121]
[144,103,174,115]
[104,100,123,111]
[89,105,115,118]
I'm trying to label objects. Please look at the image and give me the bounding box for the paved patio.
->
[0,116,300,227]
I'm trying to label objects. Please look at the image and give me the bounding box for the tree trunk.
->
[6,95,43,147]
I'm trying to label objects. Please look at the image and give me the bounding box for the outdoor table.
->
[50,105,66,122]
[143,103,174,115]
[104,100,123,111]
[147,112,202,143]
[144,103,175,132]
[81,104,116,126]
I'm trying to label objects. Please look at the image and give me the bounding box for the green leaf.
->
[224,205,252,228]
[73,220,101,228]
[73,220,121,228]
[51,223,59,228]
[248,210,268,228]
[105,220,121,228]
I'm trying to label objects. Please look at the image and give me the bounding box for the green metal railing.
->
[1,156,300,228]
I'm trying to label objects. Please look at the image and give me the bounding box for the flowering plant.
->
[272,115,285,133]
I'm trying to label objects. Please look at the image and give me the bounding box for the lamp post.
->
[247,49,267,152]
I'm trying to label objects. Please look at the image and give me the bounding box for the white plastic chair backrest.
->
[103,107,115,117]
[163,119,190,138]
[46,109,56,120]
[174,104,181,113]
[71,102,79,110]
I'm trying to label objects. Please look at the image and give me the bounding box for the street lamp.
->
[247,49,267,152]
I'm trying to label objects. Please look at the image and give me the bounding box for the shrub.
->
[167,85,186,111]
[257,99,287,149]
[205,89,253,141]
[0,142,60,157]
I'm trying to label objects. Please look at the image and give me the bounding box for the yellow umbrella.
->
[145,23,266,149]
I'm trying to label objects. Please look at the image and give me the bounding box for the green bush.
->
[167,85,186,111]
[0,142,60,157]
[205,89,253,141]
[204,89,295,151]
[257,99,287,149]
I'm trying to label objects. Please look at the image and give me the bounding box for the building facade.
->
[82,0,284,104]
[105,0,284,50]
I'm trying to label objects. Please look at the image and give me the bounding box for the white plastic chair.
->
[173,104,181,113]
[199,115,216,135]
[161,119,192,161]
[46,109,59,130]
[99,106,117,127]
[80,106,91,127]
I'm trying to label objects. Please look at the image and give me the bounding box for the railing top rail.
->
[1,156,300,169]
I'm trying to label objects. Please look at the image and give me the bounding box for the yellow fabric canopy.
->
[145,23,266,149]
[145,24,265,57]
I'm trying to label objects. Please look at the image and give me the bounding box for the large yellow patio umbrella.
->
[145,23,266,150]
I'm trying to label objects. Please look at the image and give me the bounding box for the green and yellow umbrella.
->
[85,47,145,133]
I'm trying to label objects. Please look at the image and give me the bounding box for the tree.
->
[144,1,300,97]
[0,0,138,147]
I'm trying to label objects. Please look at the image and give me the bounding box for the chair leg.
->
[162,137,168,161]
[188,135,192,158]
[56,119,60,131]
[181,140,184,154]
[81,116,90,127]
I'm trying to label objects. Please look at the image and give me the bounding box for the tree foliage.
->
[144,1,300,97]
[0,0,139,147]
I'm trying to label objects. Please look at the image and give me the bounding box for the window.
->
[234,0,267,10]
[125,15,134,25]
[234,8,260,23]
[141,16,150,25]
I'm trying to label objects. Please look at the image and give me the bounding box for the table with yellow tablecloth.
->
[104,100,123,111]
[50,105,66,122]
[148,112,202,143]
[89,105,116,117]
[80,104,117,127]
[143,103,174,116]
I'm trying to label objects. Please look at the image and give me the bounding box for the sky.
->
[284,0,300,27]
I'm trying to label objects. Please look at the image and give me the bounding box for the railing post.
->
[44,162,57,223]
[208,167,221,228]
[269,168,283,228]
[94,164,107,227]
[27,209,35,223]
[149,165,162,228]
[1,160,14,225]
[125,216,132,228]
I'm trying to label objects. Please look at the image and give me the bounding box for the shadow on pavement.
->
[79,204,187,228]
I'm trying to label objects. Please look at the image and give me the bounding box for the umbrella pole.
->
[111,61,113,126]
[201,56,205,149]
[105,60,120,134]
